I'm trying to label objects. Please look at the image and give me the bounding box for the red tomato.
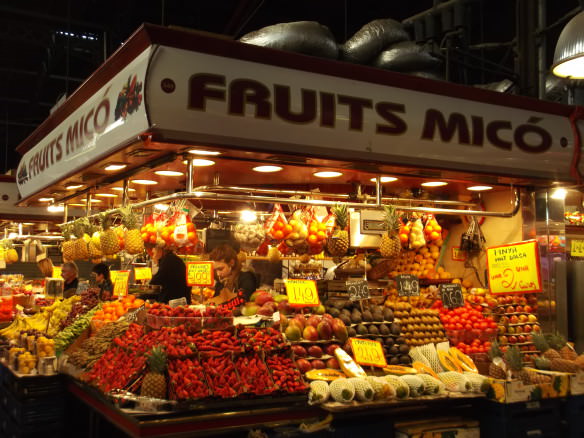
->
[465,324,473,331]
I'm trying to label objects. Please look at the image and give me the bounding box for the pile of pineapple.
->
[61,208,144,262]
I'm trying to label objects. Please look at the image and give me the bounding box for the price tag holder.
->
[439,283,464,308]
[169,297,187,308]
[111,270,130,297]
[284,279,320,307]
[349,338,387,367]
[134,267,152,281]
[186,262,214,287]
[571,240,584,257]
[346,279,370,301]
[396,274,420,297]
[52,266,62,279]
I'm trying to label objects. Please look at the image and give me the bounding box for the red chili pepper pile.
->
[113,323,145,350]
[191,330,241,355]
[202,354,243,398]
[237,327,286,352]
[83,346,146,392]
[236,353,275,395]
[168,358,211,400]
[265,352,308,394]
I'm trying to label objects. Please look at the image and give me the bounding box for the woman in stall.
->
[150,246,191,304]
[207,243,257,306]
[91,263,113,301]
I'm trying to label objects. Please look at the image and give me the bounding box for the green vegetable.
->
[55,304,102,352]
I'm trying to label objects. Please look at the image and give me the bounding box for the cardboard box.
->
[486,370,569,403]
[568,371,584,395]
[395,418,479,438]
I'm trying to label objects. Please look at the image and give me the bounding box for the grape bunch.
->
[60,289,100,330]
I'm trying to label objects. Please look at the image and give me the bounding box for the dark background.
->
[0,0,580,173]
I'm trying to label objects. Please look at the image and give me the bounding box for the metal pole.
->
[86,193,92,217]
[375,177,382,206]
[537,0,547,100]
[63,203,68,223]
[122,179,129,207]
[186,157,194,193]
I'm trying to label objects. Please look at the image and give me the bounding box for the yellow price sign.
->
[134,267,152,281]
[571,240,584,257]
[486,240,542,295]
[451,246,466,262]
[350,338,387,368]
[186,262,214,287]
[110,270,130,297]
[52,266,62,279]
[284,279,320,307]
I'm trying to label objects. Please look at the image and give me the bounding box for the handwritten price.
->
[350,338,387,367]
[186,262,214,286]
[285,279,320,307]
[571,240,584,257]
[439,283,464,308]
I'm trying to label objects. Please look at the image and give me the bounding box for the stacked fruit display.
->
[282,312,348,343]
[60,289,100,330]
[146,303,232,330]
[385,301,447,347]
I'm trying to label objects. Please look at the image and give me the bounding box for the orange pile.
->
[92,295,144,323]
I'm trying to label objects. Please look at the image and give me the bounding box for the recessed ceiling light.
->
[188,149,221,156]
[314,171,343,178]
[191,159,215,167]
[467,185,493,191]
[551,188,568,200]
[131,179,158,185]
[370,176,398,183]
[80,198,102,203]
[154,170,184,176]
[47,205,65,213]
[240,209,257,223]
[104,163,127,171]
[69,203,85,207]
[95,193,118,198]
[39,198,54,202]
[154,203,169,211]
[21,223,34,226]
[65,184,83,190]
[421,181,448,187]
[253,165,283,173]
[111,187,136,192]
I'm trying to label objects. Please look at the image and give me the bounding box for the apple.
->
[325,344,340,356]
[518,315,528,323]
[524,305,533,313]
[296,359,312,373]
[291,345,307,357]
[303,326,319,341]
[311,359,326,369]
[307,315,321,329]
[533,325,541,333]
[500,336,509,345]
[506,306,515,314]
[527,314,537,323]
[518,297,527,305]
[508,326,516,335]
[500,316,509,325]
[508,336,518,344]
[255,292,274,306]
[498,326,506,335]
[515,305,524,313]
[326,357,340,369]
[509,315,519,324]
[517,335,526,344]
[516,326,524,334]
[523,325,532,333]
[308,345,323,358]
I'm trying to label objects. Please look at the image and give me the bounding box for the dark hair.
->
[92,263,111,280]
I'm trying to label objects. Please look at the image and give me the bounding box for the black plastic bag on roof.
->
[341,18,410,64]
[239,21,339,59]
[373,41,442,72]
[405,70,445,81]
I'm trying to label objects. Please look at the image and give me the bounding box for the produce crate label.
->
[439,283,464,308]
[571,240,584,257]
[186,262,214,287]
[134,266,152,281]
[51,266,62,279]
[346,279,370,301]
[111,270,130,297]
[396,274,420,297]
[350,338,387,367]
[451,246,467,261]
[169,297,187,308]
[486,240,542,294]
[284,279,320,307]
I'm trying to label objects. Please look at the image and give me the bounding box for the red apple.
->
[506,306,515,314]
[291,345,307,357]
[311,359,326,369]
[510,315,519,324]
[523,325,532,333]
[325,344,340,356]
[308,345,323,358]
[326,357,340,369]
[499,336,508,345]
[303,325,319,341]
[508,336,518,344]
[515,306,524,313]
[517,335,526,344]
[524,305,533,313]
[296,359,312,373]
[533,325,541,333]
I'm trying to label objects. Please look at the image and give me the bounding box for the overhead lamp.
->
[112,187,136,192]
[421,181,448,187]
[66,184,83,190]
[370,176,398,183]
[240,209,257,223]
[131,179,158,185]
[95,193,118,198]
[104,163,127,171]
[69,203,85,207]
[253,165,283,173]
[21,223,34,226]
[191,159,215,167]
[188,149,221,156]
[552,12,584,78]
[154,203,169,211]
[467,185,493,191]
[155,170,184,176]
[314,171,343,178]
[81,198,102,203]
[47,205,65,213]
[38,197,54,202]
[551,188,568,200]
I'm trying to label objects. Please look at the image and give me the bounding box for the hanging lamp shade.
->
[552,11,584,78]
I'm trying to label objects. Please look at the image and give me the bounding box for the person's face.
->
[214,260,233,279]
[91,272,105,284]
[61,266,76,282]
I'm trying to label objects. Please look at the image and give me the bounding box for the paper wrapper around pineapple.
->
[37,257,54,278]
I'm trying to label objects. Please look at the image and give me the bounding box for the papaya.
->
[412,361,440,379]
[305,369,346,381]
[449,347,478,373]
[382,365,418,376]
[437,350,462,372]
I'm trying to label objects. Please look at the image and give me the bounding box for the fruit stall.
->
[2,23,584,438]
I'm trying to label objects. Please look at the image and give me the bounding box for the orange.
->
[186,222,195,232]
[273,230,284,240]
[187,231,197,242]
[307,234,318,245]
[141,233,149,242]
[273,221,283,231]
[283,224,293,235]
[149,235,157,244]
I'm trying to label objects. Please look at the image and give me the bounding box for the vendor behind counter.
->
[150,247,191,304]
[207,244,258,305]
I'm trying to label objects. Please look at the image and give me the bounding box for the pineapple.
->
[87,223,103,261]
[72,220,89,260]
[534,333,579,373]
[379,205,401,258]
[327,203,349,257]
[505,345,530,385]
[141,347,167,399]
[99,212,120,255]
[61,224,74,262]
[548,333,578,361]
[488,341,507,380]
[121,207,144,255]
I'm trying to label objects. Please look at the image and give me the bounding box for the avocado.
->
[341,308,351,316]
[362,310,373,322]
[390,322,402,335]
[351,312,362,324]
[334,300,347,310]
[339,314,351,326]
[383,308,394,322]
[372,311,383,322]
[368,325,379,335]
[357,324,369,336]
[329,308,341,318]
[348,327,357,337]
[379,324,390,336]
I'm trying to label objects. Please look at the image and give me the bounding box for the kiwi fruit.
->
[390,322,402,335]
[399,344,410,354]
[362,310,373,322]
[396,336,407,345]
[369,325,380,335]
[375,337,384,344]
[384,337,395,347]
[357,324,369,336]
[389,346,400,355]
[399,355,412,365]
[389,357,400,365]
[348,327,357,337]
[379,324,390,336]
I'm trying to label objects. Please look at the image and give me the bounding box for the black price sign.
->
[396,274,420,297]
[439,283,464,308]
[346,279,370,302]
